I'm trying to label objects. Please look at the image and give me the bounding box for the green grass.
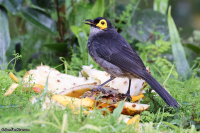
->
[0,67,200,133]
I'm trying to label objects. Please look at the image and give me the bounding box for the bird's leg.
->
[126,79,131,95]
[93,76,115,92]
[124,79,132,101]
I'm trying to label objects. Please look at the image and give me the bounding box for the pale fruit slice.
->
[80,65,150,96]
[23,65,100,92]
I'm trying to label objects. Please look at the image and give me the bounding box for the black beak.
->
[83,19,96,26]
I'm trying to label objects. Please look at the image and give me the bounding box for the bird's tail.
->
[142,72,179,108]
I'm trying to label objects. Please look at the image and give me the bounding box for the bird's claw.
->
[92,86,106,93]
[123,93,132,102]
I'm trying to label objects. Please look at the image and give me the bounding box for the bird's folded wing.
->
[95,40,149,79]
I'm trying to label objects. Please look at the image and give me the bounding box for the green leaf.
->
[0,6,10,68]
[68,2,92,30]
[1,0,24,14]
[31,0,65,11]
[168,6,190,79]
[90,0,104,19]
[128,9,169,42]
[78,124,101,132]
[163,122,180,131]
[21,7,57,35]
[185,43,200,55]
[112,101,124,121]
[153,0,168,14]
[31,0,54,10]
[194,119,200,122]
[43,43,68,52]
[70,26,88,62]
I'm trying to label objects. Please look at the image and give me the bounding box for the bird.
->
[84,17,179,108]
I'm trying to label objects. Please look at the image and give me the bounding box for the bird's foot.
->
[122,93,132,102]
[92,86,106,93]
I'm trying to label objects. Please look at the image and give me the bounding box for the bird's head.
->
[84,17,114,31]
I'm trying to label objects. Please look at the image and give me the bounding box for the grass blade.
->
[78,124,101,132]
[163,122,180,131]
[61,113,68,133]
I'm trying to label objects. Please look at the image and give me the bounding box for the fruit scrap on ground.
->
[5,64,150,118]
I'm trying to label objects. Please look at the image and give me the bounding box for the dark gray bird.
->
[84,17,179,108]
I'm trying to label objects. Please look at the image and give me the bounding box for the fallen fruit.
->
[127,115,140,126]
[9,72,19,83]
[52,84,150,116]
[4,83,19,96]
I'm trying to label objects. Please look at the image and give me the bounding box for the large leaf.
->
[0,6,10,68]
[69,3,92,26]
[70,26,88,62]
[31,0,65,11]
[68,0,104,33]
[128,9,169,43]
[31,0,54,10]
[1,0,24,14]
[185,43,200,55]
[21,7,57,35]
[168,7,190,79]
[90,0,104,19]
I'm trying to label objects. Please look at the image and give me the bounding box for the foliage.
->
[1,64,200,132]
[1,0,200,132]
[136,38,178,78]
[21,7,57,35]
[128,9,169,43]
[153,0,168,14]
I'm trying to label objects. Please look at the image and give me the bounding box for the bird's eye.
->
[101,21,105,25]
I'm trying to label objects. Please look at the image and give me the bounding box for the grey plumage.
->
[85,17,179,108]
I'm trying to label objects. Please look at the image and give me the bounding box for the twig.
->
[56,0,63,41]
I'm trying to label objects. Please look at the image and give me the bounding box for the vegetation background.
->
[0,0,200,132]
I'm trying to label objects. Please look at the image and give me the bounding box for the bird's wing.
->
[94,32,148,79]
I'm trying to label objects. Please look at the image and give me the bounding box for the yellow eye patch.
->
[96,19,107,30]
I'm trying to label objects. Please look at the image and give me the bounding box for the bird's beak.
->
[83,19,96,26]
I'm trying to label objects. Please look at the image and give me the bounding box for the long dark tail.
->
[142,72,179,108]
